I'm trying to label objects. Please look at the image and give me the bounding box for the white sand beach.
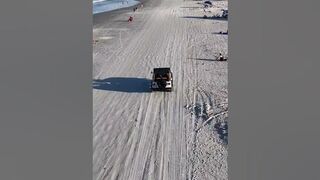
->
[93,0,228,179]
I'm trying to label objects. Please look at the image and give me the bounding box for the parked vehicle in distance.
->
[204,1,213,7]
[222,9,228,18]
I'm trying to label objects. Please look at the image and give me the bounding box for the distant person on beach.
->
[128,16,133,22]
[140,3,144,8]
[218,53,224,61]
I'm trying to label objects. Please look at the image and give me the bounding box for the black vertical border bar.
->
[229,0,320,179]
[0,0,92,179]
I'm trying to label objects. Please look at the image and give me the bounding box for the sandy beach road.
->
[93,0,228,179]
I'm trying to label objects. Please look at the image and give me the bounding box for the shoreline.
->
[93,0,154,25]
